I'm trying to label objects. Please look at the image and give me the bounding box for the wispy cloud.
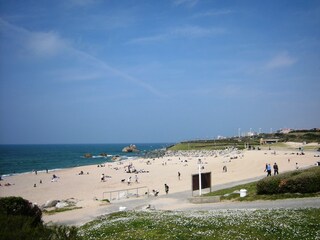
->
[173,0,199,8]
[193,9,234,18]
[172,25,225,38]
[52,69,104,82]
[127,34,167,44]
[0,18,68,57]
[69,48,167,97]
[67,0,99,7]
[27,31,68,57]
[0,17,165,98]
[128,25,225,44]
[265,52,297,70]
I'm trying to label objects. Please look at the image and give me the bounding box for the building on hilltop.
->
[278,128,292,134]
[260,138,280,145]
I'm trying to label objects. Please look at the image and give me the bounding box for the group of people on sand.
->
[0,176,13,187]
[126,175,139,185]
[151,184,169,196]
[264,163,279,176]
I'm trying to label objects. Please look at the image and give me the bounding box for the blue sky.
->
[0,0,319,144]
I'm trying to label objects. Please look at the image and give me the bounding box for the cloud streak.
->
[265,52,297,70]
[0,18,68,57]
[67,0,99,7]
[193,9,234,18]
[27,31,68,57]
[0,18,165,98]
[173,0,199,8]
[128,25,225,44]
[172,25,225,38]
[69,48,167,97]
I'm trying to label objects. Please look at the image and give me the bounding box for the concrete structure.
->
[260,138,280,145]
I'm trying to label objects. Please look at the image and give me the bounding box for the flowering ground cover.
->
[80,208,320,240]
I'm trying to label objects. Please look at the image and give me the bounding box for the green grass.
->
[168,130,320,151]
[169,142,250,151]
[80,209,320,240]
[203,181,320,201]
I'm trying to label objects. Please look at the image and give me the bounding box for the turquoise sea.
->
[0,143,171,176]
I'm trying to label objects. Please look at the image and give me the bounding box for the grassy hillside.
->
[169,139,258,151]
[169,129,320,151]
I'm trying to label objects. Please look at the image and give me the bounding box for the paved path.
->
[43,176,320,226]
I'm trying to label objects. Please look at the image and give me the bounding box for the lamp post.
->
[198,159,202,196]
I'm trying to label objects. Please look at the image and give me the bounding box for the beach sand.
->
[1,144,319,225]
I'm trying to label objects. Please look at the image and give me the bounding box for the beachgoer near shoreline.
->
[178,172,181,180]
[51,174,59,182]
[100,174,105,182]
[128,176,131,185]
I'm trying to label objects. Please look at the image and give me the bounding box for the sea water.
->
[0,143,171,176]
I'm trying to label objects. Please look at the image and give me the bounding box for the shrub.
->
[0,196,82,239]
[0,215,49,240]
[0,196,42,226]
[257,167,320,195]
[279,171,320,193]
[256,176,281,194]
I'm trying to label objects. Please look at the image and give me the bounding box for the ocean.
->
[0,143,171,176]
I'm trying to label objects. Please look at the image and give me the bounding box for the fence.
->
[102,186,149,202]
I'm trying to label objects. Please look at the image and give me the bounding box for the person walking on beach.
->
[265,164,272,176]
[100,174,105,182]
[178,172,181,180]
[273,163,279,175]
[164,184,169,194]
[223,165,227,172]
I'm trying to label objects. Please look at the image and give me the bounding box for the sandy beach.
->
[1,143,319,225]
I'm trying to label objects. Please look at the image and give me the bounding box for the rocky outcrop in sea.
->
[122,144,139,153]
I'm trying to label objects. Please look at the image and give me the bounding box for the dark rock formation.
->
[84,153,93,158]
[122,144,139,153]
